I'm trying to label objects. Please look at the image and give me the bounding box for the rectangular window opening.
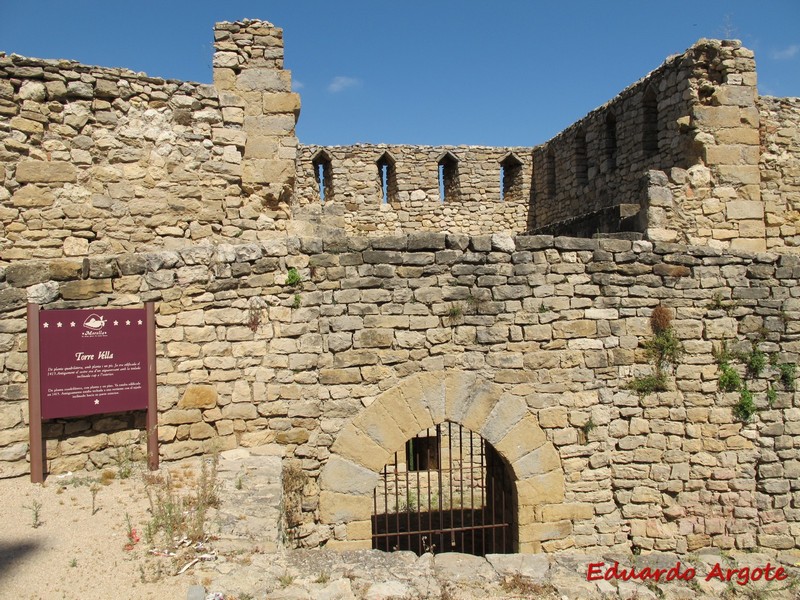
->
[406,435,440,471]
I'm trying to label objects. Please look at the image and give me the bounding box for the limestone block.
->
[726,200,764,220]
[10,185,54,207]
[319,368,361,385]
[236,68,292,92]
[262,92,301,114]
[161,409,203,425]
[442,371,479,422]
[319,456,377,495]
[189,422,215,440]
[552,320,596,339]
[16,160,77,183]
[493,414,547,464]
[319,491,371,524]
[59,434,109,455]
[519,520,572,543]
[59,279,112,300]
[212,127,247,147]
[179,384,218,409]
[516,471,565,506]
[244,135,279,159]
[243,114,295,135]
[730,238,767,252]
[345,520,372,541]
[377,389,421,440]
[242,158,294,184]
[512,443,561,479]
[63,236,89,256]
[330,422,391,472]
[481,394,529,445]
[353,403,406,455]
[539,503,593,522]
[325,539,372,551]
[10,116,44,135]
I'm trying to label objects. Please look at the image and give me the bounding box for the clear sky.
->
[2,1,798,147]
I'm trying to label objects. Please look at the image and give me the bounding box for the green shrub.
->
[779,363,797,391]
[718,363,742,393]
[285,267,302,287]
[733,388,757,421]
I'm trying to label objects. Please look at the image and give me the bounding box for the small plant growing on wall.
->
[285,267,302,288]
[628,305,683,396]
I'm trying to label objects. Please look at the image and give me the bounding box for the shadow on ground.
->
[0,541,40,586]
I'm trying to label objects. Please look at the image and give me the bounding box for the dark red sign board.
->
[38,308,149,419]
[27,303,159,482]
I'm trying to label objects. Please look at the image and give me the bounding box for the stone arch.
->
[319,370,567,552]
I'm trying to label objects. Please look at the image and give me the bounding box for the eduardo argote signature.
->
[587,561,788,586]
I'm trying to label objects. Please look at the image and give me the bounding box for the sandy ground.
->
[0,465,203,600]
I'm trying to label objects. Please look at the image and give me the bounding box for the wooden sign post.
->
[27,303,159,482]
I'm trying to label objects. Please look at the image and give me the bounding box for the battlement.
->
[1,23,798,260]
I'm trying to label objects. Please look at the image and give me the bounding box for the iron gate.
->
[371,421,515,556]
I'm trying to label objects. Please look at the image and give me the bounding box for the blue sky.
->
[2,1,798,146]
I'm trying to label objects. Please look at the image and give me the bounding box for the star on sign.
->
[43,322,49,328]
[56,322,63,328]
[94,399,100,405]
[113,320,119,326]
[137,320,143,325]
[70,322,76,327]
[125,320,131,326]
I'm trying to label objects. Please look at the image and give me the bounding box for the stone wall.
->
[2,232,799,555]
[760,96,800,251]
[0,20,298,262]
[293,145,532,237]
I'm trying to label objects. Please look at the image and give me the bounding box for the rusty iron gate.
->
[371,421,515,556]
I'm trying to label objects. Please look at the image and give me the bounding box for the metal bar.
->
[145,302,159,471]
[394,451,400,550]
[459,424,465,552]
[27,304,44,483]
[383,462,389,551]
[416,436,422,554]
[405,438,411,552]
[470,427,475,555]
[448,421,453,550]
[437,423,444,553]
[371,522,509,539]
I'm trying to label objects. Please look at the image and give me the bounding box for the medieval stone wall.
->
[1,233,799,555]
[760,97,800,251]
[293,145,532,237]
[0,20,298,262]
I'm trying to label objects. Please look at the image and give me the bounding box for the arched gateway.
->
[319,371,568,553]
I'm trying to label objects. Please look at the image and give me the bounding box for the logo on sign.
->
[82,314,108,338]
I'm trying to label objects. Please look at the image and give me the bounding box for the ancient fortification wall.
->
[293,145,532,236]
[0,20,299,260]
[1,234,799,554]
[2,19,800,556]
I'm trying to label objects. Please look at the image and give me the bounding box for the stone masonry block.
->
[726,200,764,220]
[179,384,218,409]
[319,456,377,496]
[319,491,371,524]
[330,422,391,472]
[539,503,594,522]
[236,68,292,92]
[399,372,446,425]
[443,370,479,423]
[16,160,77,183]
[460,385,504,435]
[516,471,565,507]
[511,443,561,480]
[494,413,547,464]
[519,520,572,544]
[353,402,407,456]
[378,388,422,439]
[481,394,529,445]
[346,520,372,542]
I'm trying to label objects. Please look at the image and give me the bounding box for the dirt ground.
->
[0,462,208,600]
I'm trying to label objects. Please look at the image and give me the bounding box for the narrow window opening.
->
[643,87,659,158]
[438,152,459,202]
[376,152,397,204]
[575,130,588,185]
[605,112,617,170]
[405,435,440,471]
[500,153,523,202]
[546,147,556,199]
[312,150,333,202]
